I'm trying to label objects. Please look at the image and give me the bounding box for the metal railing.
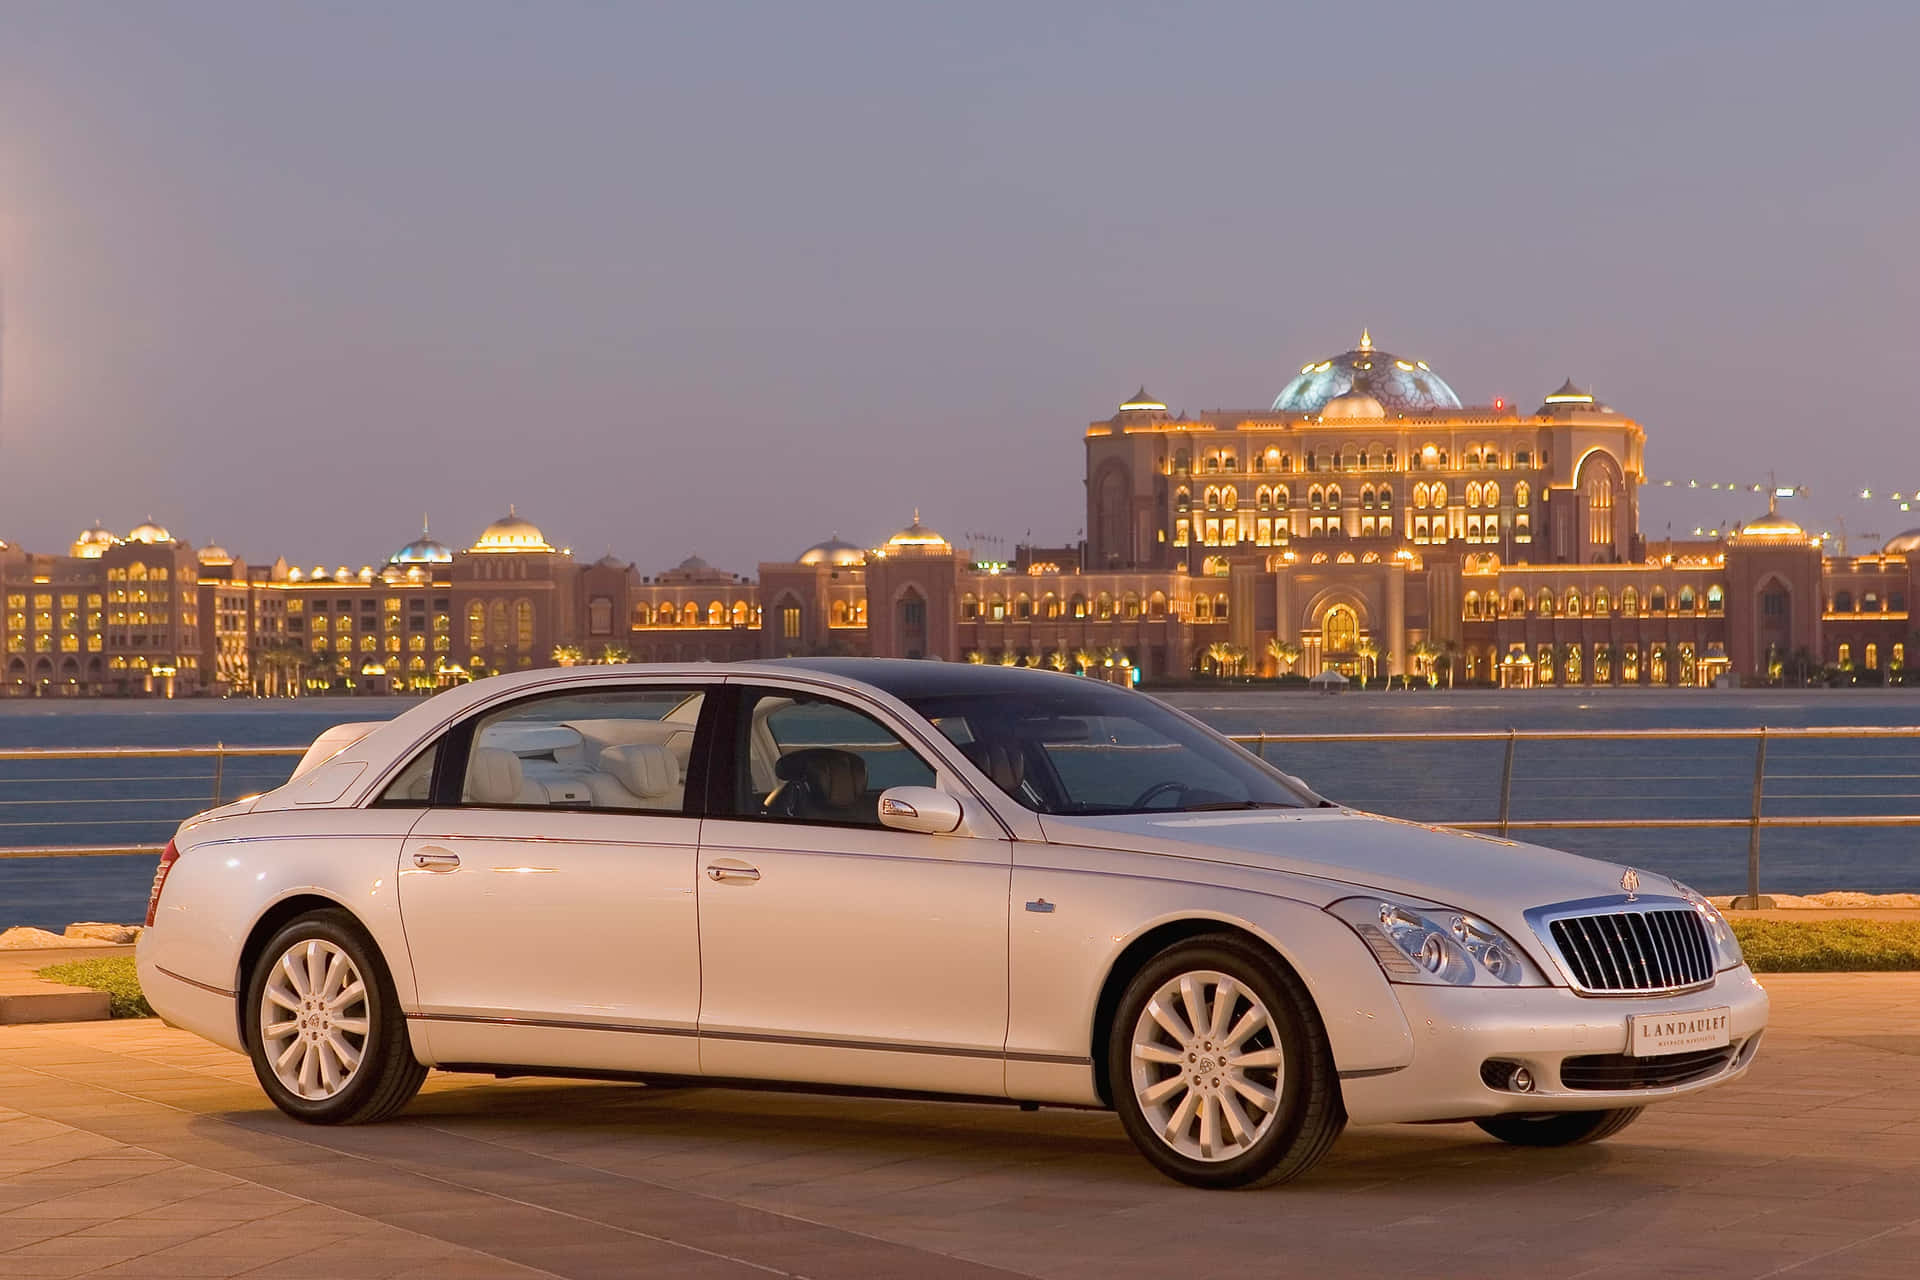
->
[1232,726,1920,905]
[4,730,1920,906]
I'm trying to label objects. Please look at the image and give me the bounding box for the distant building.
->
[4,332,1914,694]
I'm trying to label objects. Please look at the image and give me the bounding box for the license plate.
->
[1627,1007,1731,1057]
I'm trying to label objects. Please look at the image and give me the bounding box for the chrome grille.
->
[1547,908,1713,994]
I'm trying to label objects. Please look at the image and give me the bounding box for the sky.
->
[2,0,1916,571]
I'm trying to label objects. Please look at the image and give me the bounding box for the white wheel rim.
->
[1129,969,1284,1163]
[260,938,370,1101]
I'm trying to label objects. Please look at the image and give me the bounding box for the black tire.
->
[244,909,426,1125]
[1475,1107,1643,1147]
[1107,933,1345,1189]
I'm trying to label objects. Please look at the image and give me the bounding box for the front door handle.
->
[413,848,461,872]
[705,861,760,883]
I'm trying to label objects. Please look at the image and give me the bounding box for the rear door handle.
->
[413,848,461,872]
[705,861,760,883]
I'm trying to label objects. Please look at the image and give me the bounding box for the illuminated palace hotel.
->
[4,332,1915,696]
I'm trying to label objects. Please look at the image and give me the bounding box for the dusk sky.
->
[2,1,1916,572]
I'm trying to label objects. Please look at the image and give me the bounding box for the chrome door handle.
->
[705,863,760,883]
[413,848,461,872]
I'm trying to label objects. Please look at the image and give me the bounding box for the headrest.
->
[601,742,677,800]
[960,740,1025,793]
[467,747,524,805]
[774,748,867,809]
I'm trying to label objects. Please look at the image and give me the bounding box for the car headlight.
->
[1327,895,1545,987]
[1671,880,1745,971]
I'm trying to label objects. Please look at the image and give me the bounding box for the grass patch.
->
[36,956,153,1018]
[1731,918,1920,972]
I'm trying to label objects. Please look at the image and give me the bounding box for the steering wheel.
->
[1129,780,1192,810]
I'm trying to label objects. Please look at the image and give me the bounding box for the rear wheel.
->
[1475,1107,1643,1147]
[1107,935,1344,1189]
[245,909,425,1124]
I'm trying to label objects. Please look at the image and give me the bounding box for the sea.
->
[3,688,1917,931]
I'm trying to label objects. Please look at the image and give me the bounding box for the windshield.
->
[903,684,1312,815]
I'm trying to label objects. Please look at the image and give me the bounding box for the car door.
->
[696,682,1013,1096]
[397,679,715,1075]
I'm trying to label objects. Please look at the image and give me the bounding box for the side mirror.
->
[877,786,964,835]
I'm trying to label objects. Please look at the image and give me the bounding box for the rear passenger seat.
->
[584,742,682,810]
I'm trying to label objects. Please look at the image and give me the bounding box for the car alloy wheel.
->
[1129,969,1283,1162]
[260,937,370,1101]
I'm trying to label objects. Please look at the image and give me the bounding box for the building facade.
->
[5,333,1913,695]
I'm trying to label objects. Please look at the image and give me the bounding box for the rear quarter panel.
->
[138,805,425,1055]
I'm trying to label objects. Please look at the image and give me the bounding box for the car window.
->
[459,687,705,814]
[375,743,438,807]
[733,690,936,827]
[907,686,1309,815]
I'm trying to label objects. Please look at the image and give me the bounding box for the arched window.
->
[1204,486,1219,509]
[1325,485,1341,508]
[632,603,652,627]
[1707,585,1725,614]
[1867,643,1880,670]
[1467,448,1482,468]
[1430,482,1447,508]
[1309,486,1325,510]
[1215,593,1230,620]
[512,600,533,648]
[1256,486,1271,509]
[1484,481,1500,507]
[1070,594,1087,619]
[1564,588,1582,616]
[1467,482,1483,508]
[1175,486,1191,508]
[1016,593,1033,620]
[1464,591,1482,620]
[1832,590,1853,612]
[1148,591,1167,618]
[1274,485,1290,507]
[1413,482,1429,509]
[1221,485,1238,508]
[1537,588,1555,615]
[1324,605,1358,652]
[1863,591,1882,612]
[680,601,698,627]
[1622,587,1640,617]
[831,600,849,625]
[1592,587,1611,615]
[1587,470,1615,546]
[488,600,508,647]
[1651,587,1668,613]
[1508,589,1527,617]
[707,601,725,625]
[1122,592,1141,619]
[1514,481,1531,508]
[962,593,979,620]
[989,595,1007,622]
[1194,595,1212,621]
[1679,586,1697,613]
[733,600,751,625]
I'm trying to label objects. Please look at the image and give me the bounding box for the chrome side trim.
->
[404,1011,1089,1067]
[154,965,237,1000]
[1338,1065,1407,1080]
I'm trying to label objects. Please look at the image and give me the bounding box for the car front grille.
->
[1560,1046,1738,1091]
[1547,908,1714,994]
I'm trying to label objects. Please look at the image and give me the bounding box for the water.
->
[3,689,1917,931]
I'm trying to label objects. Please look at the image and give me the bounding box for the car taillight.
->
[144,840,180,928]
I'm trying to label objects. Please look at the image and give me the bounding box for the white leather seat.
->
[466,747,538,806]
[586,742,682,811]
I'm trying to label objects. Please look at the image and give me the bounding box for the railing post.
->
[1739,728,1771,909]
[211,742,225,808]
[1498,729,1517,838]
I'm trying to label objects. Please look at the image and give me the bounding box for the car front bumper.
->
[1338,965,1769,1126]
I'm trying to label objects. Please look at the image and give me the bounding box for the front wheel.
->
[1108,935,1344,1189]
[245,909,425,1124]
[1475,1107,1643,1147]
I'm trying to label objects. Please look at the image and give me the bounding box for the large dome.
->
[1272,330,1463,415]
[470,506,555,553]
[1883,528,1920,556]
[390,519,453,565]
[126,519,174,545]
[884,510,951,555]
[71,523,119,559]
[798,535,866,567]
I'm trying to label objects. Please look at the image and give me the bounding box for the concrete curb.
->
[0,943,132,1025]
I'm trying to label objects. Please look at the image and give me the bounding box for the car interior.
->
[456,694,703,813]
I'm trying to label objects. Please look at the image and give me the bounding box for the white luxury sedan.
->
[137,660,1767,1188]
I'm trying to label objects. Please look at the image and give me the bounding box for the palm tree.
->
[965,650,986,664]
[1266,637,1302,677]
[1022,652,1043,668]
[996,649,1018,666]
[1073,647,1097,675]
[1439,638,1460,689]
[1204,641,1235,677]
[1409,640,1439,687]
[1046,649,1070,672]
[1355,638,1380,690]
[598,643,631,665]
[551,644,584,667]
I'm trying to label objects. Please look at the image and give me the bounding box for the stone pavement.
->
[0,974,1916,1279]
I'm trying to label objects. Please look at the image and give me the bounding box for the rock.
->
[0,926,119,950]
[64,923,139,944]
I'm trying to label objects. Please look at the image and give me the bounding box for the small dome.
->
[675,555,712,574]
[885,510,951,554]
[71,523,120,559]
[127,518,173,544]
[1882,528,1920,555]
[196,544,234,565]
[798,535,866,567]
[470,505,555,553]
[1273,330,1463,415]
[1118,386,1167,413]
[1539,377,1614,416]
[1320,386,1387,421]
[391,517,453,565]
[1729,502,1814,547]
